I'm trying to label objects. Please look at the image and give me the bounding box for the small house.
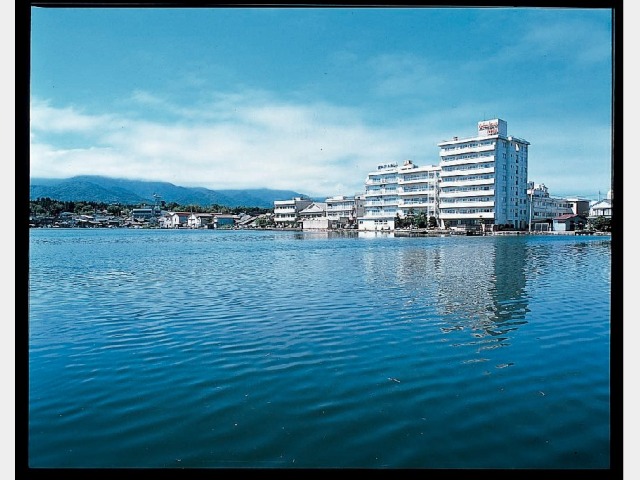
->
[552,214,587,232]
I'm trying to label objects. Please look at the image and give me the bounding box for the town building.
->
[165,212,191,228]
[188,213,214,228]
[552,214,588,232]
[131,207,155,221]
[526,183,573,231]
[212,214,237,229]
[566,198,591,217]
[437,119,530,231]
[589,190,613,219]
[273,197,313,227]
[397,160,440,220]
[358,161,402,231]
[358,160,440,231]
[299,202,329,229]
[325,195,363,229]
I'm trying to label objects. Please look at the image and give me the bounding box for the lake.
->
[28,228,613,469]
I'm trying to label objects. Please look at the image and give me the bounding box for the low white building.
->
[326,195,363,228]
[188,213,214,228]
[527,183,573,229]
[299,202,329,229]
[273,197,313,227]
[166,212,191,228]
[590,190,613,219]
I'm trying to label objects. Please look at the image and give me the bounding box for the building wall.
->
[397,161,440,219]
[527,183,573,224]
[437,119,530,230]
[326,195,356,225]
[359,162,401,231]
[302,218,330,230]
[273,198,313,225]
[358,160,439,231]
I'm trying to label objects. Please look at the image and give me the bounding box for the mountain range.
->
[29,176,315,209]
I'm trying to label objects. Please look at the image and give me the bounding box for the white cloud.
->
[29,92,436,197]
[30,80,612,200]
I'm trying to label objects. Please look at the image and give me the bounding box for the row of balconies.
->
[440,143,495,157]
[440,200,494,208]
[440,166,494,177]
[439,178,494,188]
[440,189,494,198]
[439,154,495,166]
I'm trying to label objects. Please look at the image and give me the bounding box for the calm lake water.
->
[28,228,612,469]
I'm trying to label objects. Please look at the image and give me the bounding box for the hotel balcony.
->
[440,144,495,157]
[398,201,435,208]
[439,166,495,177]
[439,178,494,188]
[398,176,436,184]
[439,189,495,198]
[274,208,296,215]
[364,190,398,197]
[439,155,495,166]
[365,177,397,185]
[399,188,434,196]
[440,200,495,209]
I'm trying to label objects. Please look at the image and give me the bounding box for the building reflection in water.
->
[363,237,533,362]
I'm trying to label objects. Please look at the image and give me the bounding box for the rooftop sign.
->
[478,119,507,137]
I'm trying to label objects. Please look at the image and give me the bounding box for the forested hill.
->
[29,176,312,209]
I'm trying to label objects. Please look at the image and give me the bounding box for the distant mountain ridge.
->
[29,176,314,209]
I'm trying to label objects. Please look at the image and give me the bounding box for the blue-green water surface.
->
[28,229,612,469]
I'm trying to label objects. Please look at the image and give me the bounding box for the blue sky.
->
[29,6,614,200]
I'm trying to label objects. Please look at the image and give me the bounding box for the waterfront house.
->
[299,202,329,229]
[326,195,362,229]
[590,191,613,219]
[552,214,588,232]
[527,183,574,228]
[168,212,191,228]
[213,214,237,229]
[273,197,313,227]
[188,213,214,228]
[131,208,155,221]
[566,198,591,217]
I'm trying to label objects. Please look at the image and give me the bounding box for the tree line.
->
[29,197,272,218]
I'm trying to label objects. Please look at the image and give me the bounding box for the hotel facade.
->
[358,160,440,231]
[437,119,530,231]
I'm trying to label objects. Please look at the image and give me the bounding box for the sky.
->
[28,6,615,201]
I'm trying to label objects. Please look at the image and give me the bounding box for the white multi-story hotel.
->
[438,119,530,230]
[358,160,440,231]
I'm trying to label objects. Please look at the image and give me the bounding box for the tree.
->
[592,216,611,232]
